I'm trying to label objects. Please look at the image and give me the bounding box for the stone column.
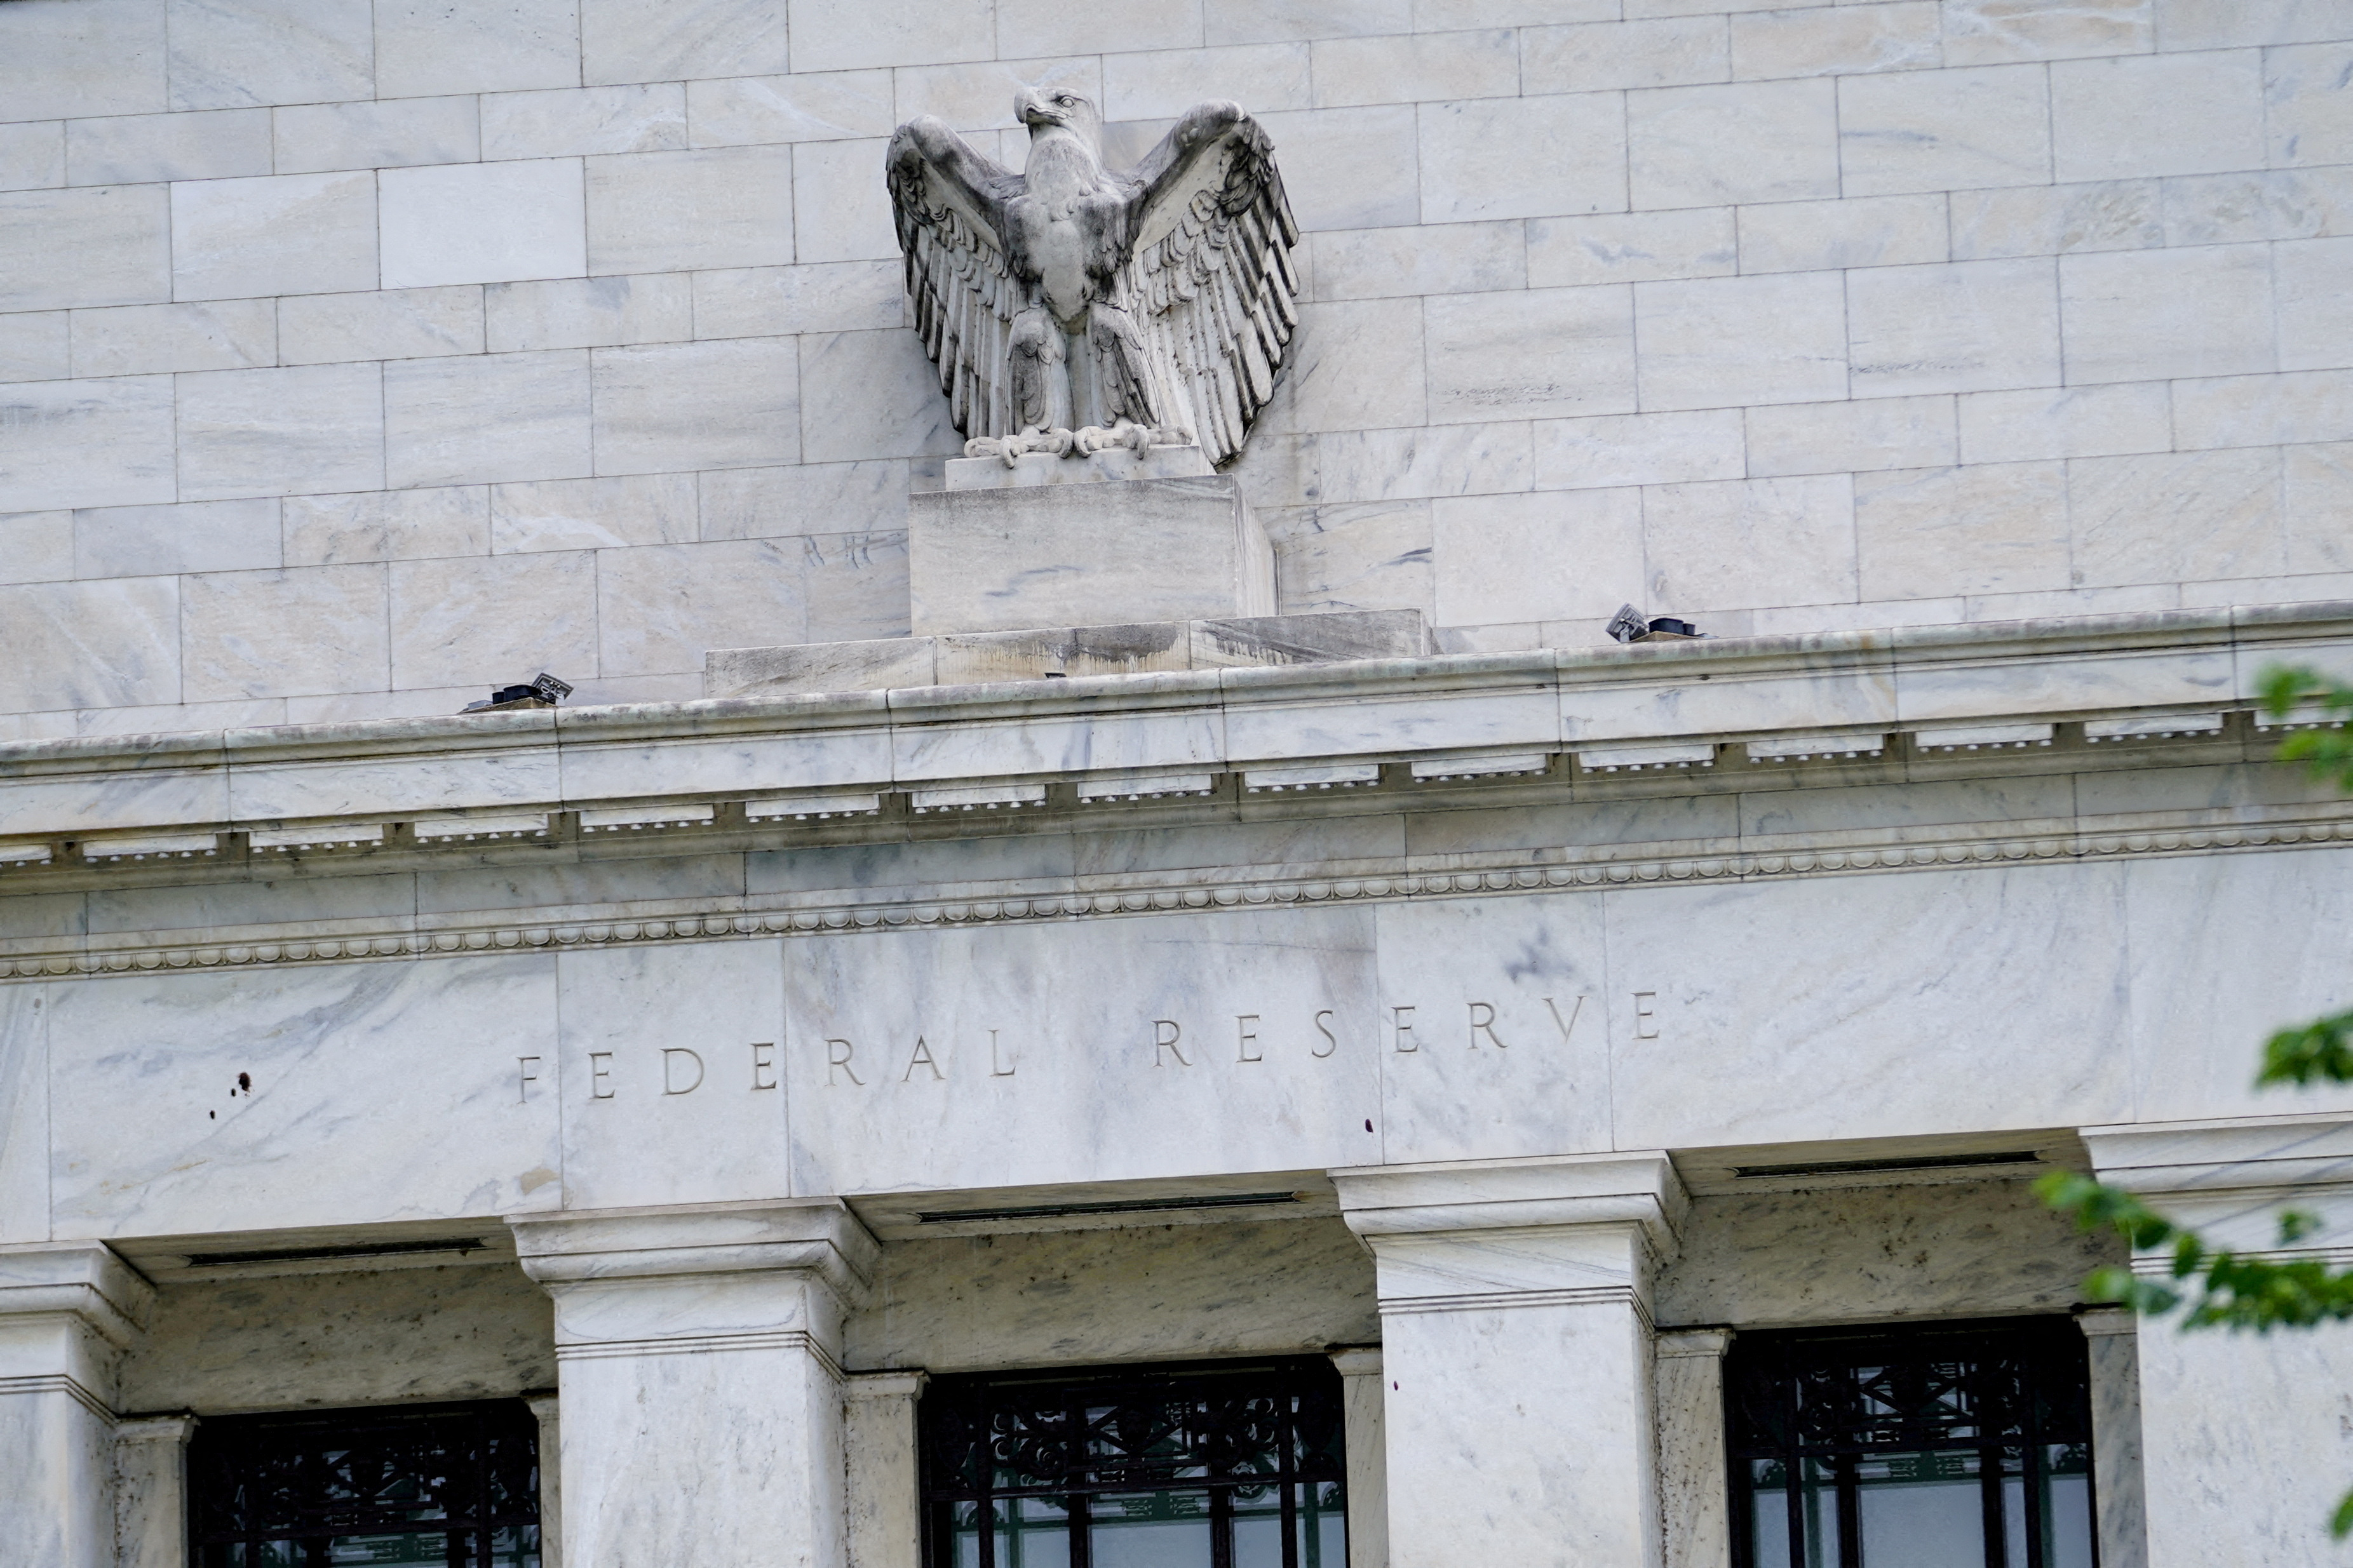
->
[114,1412,198,1568]
[522,1391,562,1568]
[0,1241,152,1568]
[1333,1153,1687,1568]
[2084,1116,2353,1568]
[844,1369,927,1568]
[1328,1348,1387,1568]
[511,1201,879,1568]
[1654,1328,1732,1568]
[2076,1309,2145,1568]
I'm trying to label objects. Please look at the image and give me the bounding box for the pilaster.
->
[1328,1348,1387,1568]
[1654,1328,1733,1568]
[2076,1309,2145,1568]
[522,1391,562,1568]
[2085,1116,2353,1568]
[1334,1153,1687,1568]
[114,1413,198,1568]
[844,1370,927,1568]
[511,1200,880,1568]
[0,1241,154,1568]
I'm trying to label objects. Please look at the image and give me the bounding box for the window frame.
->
[1723,1316,2100,1568]
[917,1355,1349,1568]
[186,1397,542,1568]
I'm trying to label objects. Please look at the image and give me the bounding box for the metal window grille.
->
[1727,1318,2098,1568]
[187,1399,541,1568]
[920,1357,1349,1568]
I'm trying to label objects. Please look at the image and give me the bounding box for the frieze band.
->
[5,804,2349,982]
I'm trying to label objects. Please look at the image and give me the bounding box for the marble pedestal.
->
[1335,1155,1687,1568]
[511,1202,879,1568]
[908,466,1273,634]
[0,1242,152,1568]
[2085,1118,2353,1568]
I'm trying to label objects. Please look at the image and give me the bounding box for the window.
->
[187,1399,541,1567]
[1727,1318,2097,1568]
[920,1358,1348,1568]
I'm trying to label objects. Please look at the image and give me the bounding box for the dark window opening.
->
[1727,1317,2098,1568]
[188,1398,540,1568]
[920,1357,1347,1568]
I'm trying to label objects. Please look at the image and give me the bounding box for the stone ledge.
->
[0,601,2345,850]
[705,609,1433,698]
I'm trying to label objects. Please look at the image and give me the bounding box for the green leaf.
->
[2258,664,2318,720]
[2257,662,2353,792]
[2259,1010,2353,1089]
[2331,1486,2353,1541]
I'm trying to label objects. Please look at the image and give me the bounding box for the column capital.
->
[2082,1114,2353,1259]
[845,1369,927,1401]
[1327,1346,1382,1379]
[2075,1307,2137,1339]
[0,1240,154,1350]
[508,1198,880,1299]
[2082,1113,2353,1194]
[1655,1326,1734,1359]
[115,1412,198,1444]
[1331,1152,1688,1254]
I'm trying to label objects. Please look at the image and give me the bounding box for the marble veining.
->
[849,1216,1375,1371]
[44,955,563,1237]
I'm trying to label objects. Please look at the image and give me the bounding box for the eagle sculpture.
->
[886,86,1300,467]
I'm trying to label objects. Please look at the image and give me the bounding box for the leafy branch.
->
[2037,663,2353,1535]
[2259,664,2353,795]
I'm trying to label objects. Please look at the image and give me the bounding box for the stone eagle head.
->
[1014,83,1102,149]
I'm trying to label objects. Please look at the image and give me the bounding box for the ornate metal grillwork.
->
[1727,1318,2098,1568]
[922,1358,1347,1568]
[188,1400,540,1567]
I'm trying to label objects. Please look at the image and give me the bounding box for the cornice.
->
[6,792,2348,980]
[2,603,2342,857]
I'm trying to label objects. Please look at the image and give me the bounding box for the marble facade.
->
[5,605,2352,1562]
[6,0,2353,1563]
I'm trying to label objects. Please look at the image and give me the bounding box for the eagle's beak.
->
[1015,87,1060,127]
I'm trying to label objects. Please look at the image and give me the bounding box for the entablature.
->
[3,604,2349,977]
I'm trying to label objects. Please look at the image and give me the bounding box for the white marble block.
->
[907,475,1274,635]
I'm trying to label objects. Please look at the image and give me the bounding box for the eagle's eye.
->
[1056,95,1074,105]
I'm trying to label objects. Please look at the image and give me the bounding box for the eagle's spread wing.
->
[1119,104,1301,466]
[886,118,1025,441]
